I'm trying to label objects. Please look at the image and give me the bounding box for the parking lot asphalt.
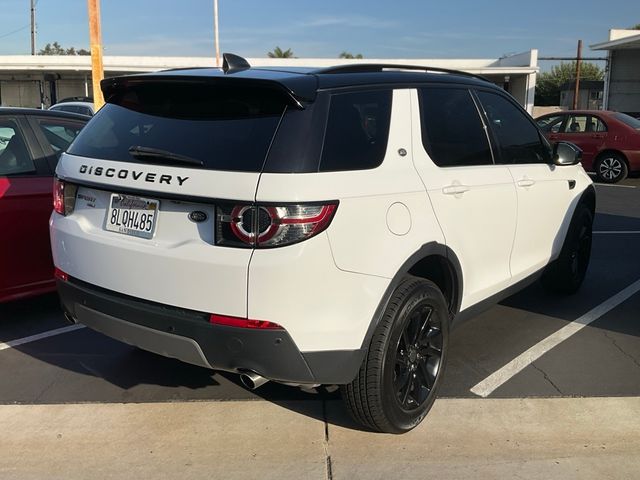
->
[1,176,639,478]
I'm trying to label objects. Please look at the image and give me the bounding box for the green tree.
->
[267,47,294,58]
[535,61,604,106]
[339,51,363,59]
[39,42,90,55]
[631,24,640,29]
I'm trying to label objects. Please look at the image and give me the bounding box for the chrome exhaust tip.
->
[239,371,269,390]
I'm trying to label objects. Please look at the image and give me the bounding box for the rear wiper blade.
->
[128,146,204,167]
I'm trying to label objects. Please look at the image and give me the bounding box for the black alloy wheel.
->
[542,206,593,294]
[342,276,449,433]
[393,304,443,412]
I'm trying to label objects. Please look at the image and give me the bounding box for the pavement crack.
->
[32,377,57,403]
[531,362,563,395]
[603,331,640,369]
[321,399,333,480]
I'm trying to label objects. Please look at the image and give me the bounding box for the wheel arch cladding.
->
[359,242,462,352]
[580,183,596,216]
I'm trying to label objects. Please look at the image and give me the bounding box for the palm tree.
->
[268,47,294,58]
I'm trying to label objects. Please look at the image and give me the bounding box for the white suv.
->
[50,54,595,433]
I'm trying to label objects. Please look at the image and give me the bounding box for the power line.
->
[0,0,40,41]
[0,24,30,40]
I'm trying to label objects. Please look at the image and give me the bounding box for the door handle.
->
[442,185,469,195]
[516,179,535,188]
[549,134,559,140]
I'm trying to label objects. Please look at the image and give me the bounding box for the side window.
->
[589,116,607,132]
[564,115,589,133]
[476,91,551,164]
[36,118,84,159]
[419,87,493,167]
[319,90,392,172]
[0,120,36,176]
[536,115,565,133]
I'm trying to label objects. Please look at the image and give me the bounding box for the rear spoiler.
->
[101,73,315,110]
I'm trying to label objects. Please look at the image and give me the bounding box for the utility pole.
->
[214,0,220,67]
[572,40,582,110]
[30,0,36,55]
[87,0,105,109]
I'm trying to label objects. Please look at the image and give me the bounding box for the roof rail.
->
[315,63,489,82]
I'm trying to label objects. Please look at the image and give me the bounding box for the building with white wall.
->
[0,50,539,113]
[591,29,640,116]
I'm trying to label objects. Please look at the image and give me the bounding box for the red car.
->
[535,110,640,183]
[0,108,88,302]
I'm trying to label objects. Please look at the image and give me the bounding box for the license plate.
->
[105,194,159,239]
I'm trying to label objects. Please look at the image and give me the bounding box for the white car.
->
[50,54,595,433]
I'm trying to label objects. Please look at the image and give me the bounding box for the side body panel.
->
[409,89,517,311]
[251,89,444,351]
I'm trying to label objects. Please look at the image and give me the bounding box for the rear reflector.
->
[54,267,68,282]
[209,314,283,330]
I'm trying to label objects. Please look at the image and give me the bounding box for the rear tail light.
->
[53,177,78,216]
[216,202,337,248]
[209,314,283,330]
[54,267,68,282]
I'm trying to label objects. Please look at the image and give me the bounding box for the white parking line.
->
[470,278,640,398]
[594,230,640,234]
[0,324,85,352]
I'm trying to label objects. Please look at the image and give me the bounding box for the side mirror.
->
[553,141,582,166]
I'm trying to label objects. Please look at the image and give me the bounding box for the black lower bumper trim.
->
[57,277,364,384]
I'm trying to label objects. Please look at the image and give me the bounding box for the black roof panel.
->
[102,60,499,108]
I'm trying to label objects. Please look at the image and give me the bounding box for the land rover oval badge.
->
[189,211,208,223]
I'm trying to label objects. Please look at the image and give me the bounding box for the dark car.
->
[0,108,88,302]
[536,110,640,183]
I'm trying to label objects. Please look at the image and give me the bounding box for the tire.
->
[341,276,449,433]
[542,206,593,294]
[594,153,628,183]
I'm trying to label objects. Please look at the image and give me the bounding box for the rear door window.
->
[0,120,36,176]
[419,87,493,167]
[68,82,288,172]
[319,90,392,171]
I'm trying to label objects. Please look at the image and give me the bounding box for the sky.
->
[0,0,637,68]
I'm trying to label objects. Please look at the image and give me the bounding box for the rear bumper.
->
[57,277,364,384]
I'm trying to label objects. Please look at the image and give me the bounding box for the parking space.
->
[1,177,639,478]
[1,178,639,408]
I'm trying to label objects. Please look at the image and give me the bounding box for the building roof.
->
[0,52,539,75]
[591,29,640,50]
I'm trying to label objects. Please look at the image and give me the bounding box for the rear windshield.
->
[67,82,287,172]
[613,112,640,130]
